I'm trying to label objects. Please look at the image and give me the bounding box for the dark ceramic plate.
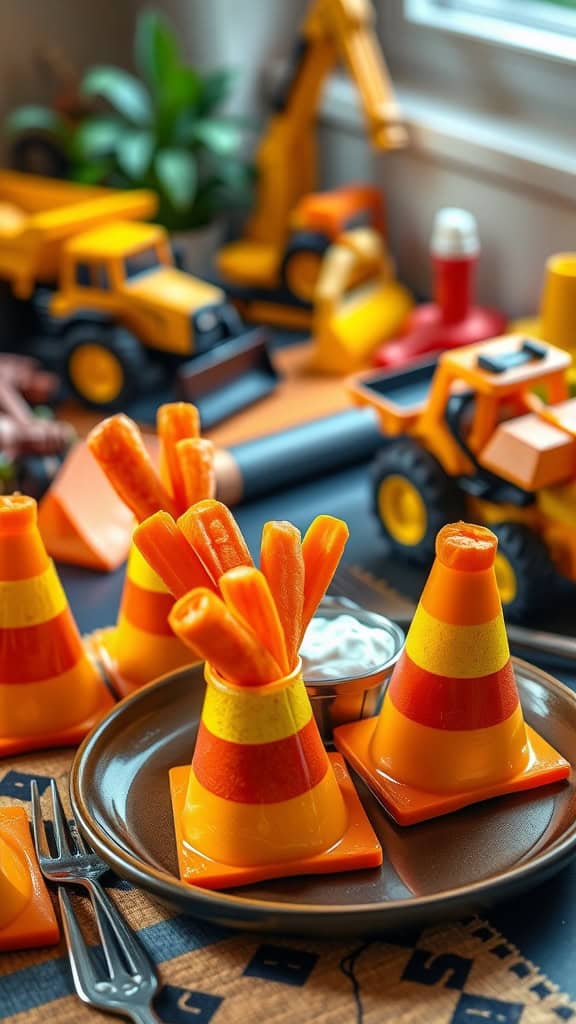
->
[71,659,576,936]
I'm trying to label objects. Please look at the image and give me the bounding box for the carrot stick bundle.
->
[157,403,200,512]
[134,511,216,597]
[88,414,177,522]
[178,499,253,582]
[220,566,290,675]
[176,438,216,508]
[169,589,282,686]
[260,521,304,670]
[301,515,349,636]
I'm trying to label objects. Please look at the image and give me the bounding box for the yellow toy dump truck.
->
[350,334,576,619]
[0,172,271,410]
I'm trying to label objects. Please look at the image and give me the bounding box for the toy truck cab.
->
[350,335,576,619]
[49,221,242,408]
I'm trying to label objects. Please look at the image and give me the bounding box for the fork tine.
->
[49,779,75,856]
[30,781,51,861]
[58,888,99,1000]
[89,882,154,975]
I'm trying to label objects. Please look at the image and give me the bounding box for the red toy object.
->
[374,209,507,368]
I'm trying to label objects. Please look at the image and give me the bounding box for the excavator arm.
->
[244,0,406,249]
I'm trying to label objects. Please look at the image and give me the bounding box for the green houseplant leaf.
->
[70,117,124,161]
[155,148,198,210]
[116,129,154,180]
[81,67,151,125]
[135,9,179,92]
[5,105,69,139]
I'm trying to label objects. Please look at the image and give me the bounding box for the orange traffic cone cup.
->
[334,522,570,826]
[0,495,113,755]
[96,543,192,697]
[0,807,59,950]
[169,659,382,889]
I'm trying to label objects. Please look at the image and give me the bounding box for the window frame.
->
[404,0,576,62]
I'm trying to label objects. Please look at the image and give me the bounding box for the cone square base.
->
[170,754,383,890]
[90,627,196,698]
[334,717,571,827]
[0,677,114,757]
[0,807,59,951]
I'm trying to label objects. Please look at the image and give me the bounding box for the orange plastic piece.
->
[134,511,217,598]
[157,402,200,511]
[176,438,216,508]
[479,413,576,492]
[301,515,349,634]
[169,661,382,889]
[260,521,305,670]
[334,521,570,825]
[38,441,137,571]
[0,807,59,951]
[169,588,282,686]
[0,495,112,756]
[219,566,290,675]
[87,414,177,522]
[177,499,253,582]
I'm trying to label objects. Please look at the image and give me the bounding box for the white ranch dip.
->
[300,613,398,681]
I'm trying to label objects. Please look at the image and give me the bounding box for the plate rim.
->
[70,656,576,925]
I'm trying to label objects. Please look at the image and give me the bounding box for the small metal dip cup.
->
[303,596,405,743]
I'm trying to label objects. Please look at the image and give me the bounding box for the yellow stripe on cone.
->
[95,542,193,697]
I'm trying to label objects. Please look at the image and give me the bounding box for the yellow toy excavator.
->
[216,0,405,328]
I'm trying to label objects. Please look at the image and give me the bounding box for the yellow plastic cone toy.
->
[335,522,570,826]
[0,495,113,756]
[0,807,59,951]
[169,658,382,889]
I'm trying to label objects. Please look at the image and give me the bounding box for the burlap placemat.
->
[1,750,574,1024]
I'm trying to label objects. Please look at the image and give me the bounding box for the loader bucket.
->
[176,328,278,429]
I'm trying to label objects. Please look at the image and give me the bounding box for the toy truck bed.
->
[0,171,156,299]
[348,358,437,435]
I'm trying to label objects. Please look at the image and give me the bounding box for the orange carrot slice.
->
[87,414,176,522]
[260,521,304,669]
[176,438,216,508]
[169,589,282,686]
[178,499,253,582]
[220,566,289,675]
[157,403,200,512]
[134,511,216,597]
[301,515,349,635]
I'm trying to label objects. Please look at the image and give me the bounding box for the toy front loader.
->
[349,334,576,620]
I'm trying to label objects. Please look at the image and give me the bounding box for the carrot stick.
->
[301,515,349,635]
[260,521,304,670]
[134,511,216,597]
[220,566,290,675]
[176,438,216,507]
[178,499,253,582]
[157,403,200,513]
[169,589,282,686]
[87,414,177,521]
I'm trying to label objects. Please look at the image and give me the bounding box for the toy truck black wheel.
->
[372,440,465,564]
[64,324,148,410]
[280,231,329,304]
[492,523,556,621]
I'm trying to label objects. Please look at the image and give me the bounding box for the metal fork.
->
[31,780,161,1024]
